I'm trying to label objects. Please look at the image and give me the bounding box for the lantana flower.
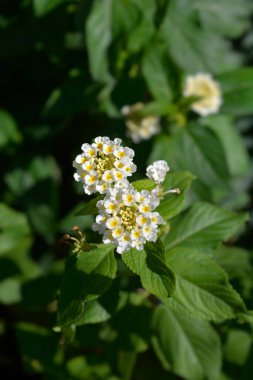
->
[183,73,222,116]
[92,181,163,254]
[121,103,160,143]
[73,137,136,195]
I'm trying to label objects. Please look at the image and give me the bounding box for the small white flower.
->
[104,199,119,214]
[150,212,163,226]
[122,191,135,206]
[103,230,114,245]
[92,215,107,234]
[75,154,86,164]
[73,137,136,195]
[121,103,160,143]
[142,225,157,242]
[82,161,95,171]
[112,226,125,239]
[146,160,169,184]
[102,170,114,183]
[92,183,163,254]
[84,171,99,186]
[139,203,152,214]
[96,182,108,194]
[183,73,222,116]
[131,240,144,251]
[136,215,149,226]
[106,217,122,230]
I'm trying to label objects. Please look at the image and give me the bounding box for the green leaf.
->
[149,125,230,193]
[0,109,22,148]
[86,0,113,84]
[152,305,222,380]
[0,278,21,304]
[192,0,251,38]
[164,247,246,321]
[59,204,93,232]
[128,22,154,53]
[164,202,248,250]
[142,44,172,102]
[213,245,253,298]
[118,351,137,380]
[0,204,32,256]
[224,329,252,366]
[75,196,103,216]
[111,0,139,38]
[218,68,253,116]
[122,240,175,299]
[213,245,252,282]
[132,179,156,192]
[127,0,156,54]
[33,0,64,17]
[157,171,195,220]
[58,245,117,326]
[16,322,59,371]
[76,300,111,325]
[201,115,250,176]
[160,0,241,74]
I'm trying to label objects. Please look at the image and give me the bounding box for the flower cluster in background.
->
[74,137,170,253]
[121,74,222,143]
[121,103,160,143]
[183,73,222,116]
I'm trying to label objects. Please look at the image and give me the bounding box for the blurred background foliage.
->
[1,0,253,379]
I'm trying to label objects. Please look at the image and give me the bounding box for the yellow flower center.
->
[119,207,137,230]
[109,220,119,228]
[126,194,134,203]
[88,149,96,157]
[95,156,115,178]
[142,205,151,213]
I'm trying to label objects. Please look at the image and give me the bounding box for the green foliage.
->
[122,240,175,299]
[224,329,252,366]
[159,0,242,74]
[165,247,246,321]
[1,0,253,379]
[142,44,172,102]
[0,109,22,148]
[75,196,103,216]
[33,0,65,17]
[152,305,222,380]
[219,68,253,115]
[202,115,250,176]
[164,202,248,250]
[58,245,117,326]
[149,125,231,202]
[157,171,195,219]
[86,0,114,85]
[0,203,32,256]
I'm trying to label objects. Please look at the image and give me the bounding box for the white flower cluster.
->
[73,137,174,254]
[146,160,170,184]
[92,182,163,254]
[183,73,222,116]
[73,137,136,195]
[122,103,160,143]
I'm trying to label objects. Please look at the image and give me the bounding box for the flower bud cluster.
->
[146,160,170,184]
